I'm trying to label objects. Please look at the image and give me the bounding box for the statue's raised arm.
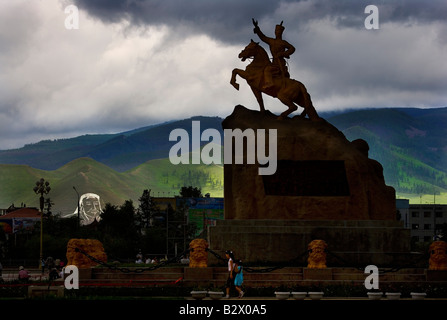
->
[252,18,258,29]
[252,18,269,43]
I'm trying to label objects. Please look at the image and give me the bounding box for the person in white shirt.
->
[225,250,235,298]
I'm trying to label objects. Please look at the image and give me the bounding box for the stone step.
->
[92,272,185,280]
[75,278,184,285]
[332,273,427,281]
[331,266,421,271]
[207,278,442,288]
[214,219,405,228]
[91,267,185,274]
[87,267,436,286]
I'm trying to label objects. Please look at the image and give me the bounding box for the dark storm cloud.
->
[74,0,447,42]
[383,0,447,23]
[0,1,445,150]
[293,0,447,25]
[73,0,280,43]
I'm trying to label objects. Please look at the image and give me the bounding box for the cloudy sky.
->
[1,0,446,150]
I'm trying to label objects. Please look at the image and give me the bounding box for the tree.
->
[99,203,120,233]
[136,189,159,230]
[179,186,202,198]
[98,201,140,258]
[44,198,54,217]
[439,223,447,240]
[165,201,197,255]
[0,226,7,259]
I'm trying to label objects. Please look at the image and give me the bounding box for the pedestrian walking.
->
[233,259,244,298]
[225,250,235,298]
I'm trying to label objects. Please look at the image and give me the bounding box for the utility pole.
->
[33,178,50,269]
[73,186,81,229]
[433,191,437,239]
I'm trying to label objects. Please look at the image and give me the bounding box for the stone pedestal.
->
[425,270,447,281]
[184,267,214,287]
[223,106,396,221]
[208,219,411,267]
[184,267,213,280]
[303,268,333,280]
[217,106,410,268]
[28,286,64,298]
[79,267,93,280]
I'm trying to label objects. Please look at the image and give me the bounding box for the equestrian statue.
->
[230,19,320,120]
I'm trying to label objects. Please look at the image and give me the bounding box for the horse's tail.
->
[304,91,320,120]
[293,81,320,120]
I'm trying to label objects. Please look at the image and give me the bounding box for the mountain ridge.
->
[0,116,224,172]
[1,107,446,212]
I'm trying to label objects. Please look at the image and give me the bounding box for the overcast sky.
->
[1,0,446,150]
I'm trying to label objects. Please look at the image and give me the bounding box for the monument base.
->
[184,267,214,281]
[303,268,333,280]
[425,270,447,281]
[208,220,412,267]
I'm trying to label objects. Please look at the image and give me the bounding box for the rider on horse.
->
[230,21,320,121]
[253,19,296,91]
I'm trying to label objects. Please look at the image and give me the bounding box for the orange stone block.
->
[307,239,328,269]
[429,241,447,271]
[189,239,208,268]
[66,238,107,269]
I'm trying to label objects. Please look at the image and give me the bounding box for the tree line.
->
[0,187,201,265]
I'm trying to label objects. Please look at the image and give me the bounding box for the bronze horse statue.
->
[230,40,320,120]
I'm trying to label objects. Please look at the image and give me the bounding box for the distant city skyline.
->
[1,0,446,150]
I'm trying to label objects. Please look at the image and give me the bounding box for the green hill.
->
[0,157,223,215]
[0,116,223,172]
[328,108,447,202]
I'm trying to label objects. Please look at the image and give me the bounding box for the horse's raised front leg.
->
[230,68,246,91]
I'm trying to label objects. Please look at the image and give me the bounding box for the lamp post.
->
[73,186,80,228]
[33,178,50,270]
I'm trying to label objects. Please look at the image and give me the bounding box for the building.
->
[176,197,224,234]
[396,199,410,228]
[0,207,41,234]
[152,197,224,234]
[408,204,447,243]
